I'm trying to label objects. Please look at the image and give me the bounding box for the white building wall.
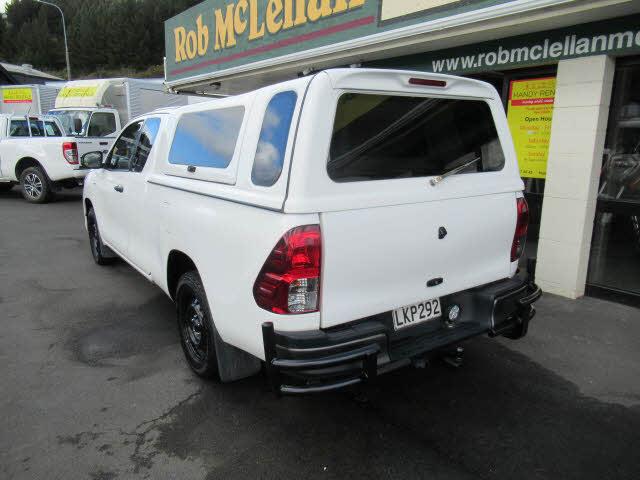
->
[536,55,615,298]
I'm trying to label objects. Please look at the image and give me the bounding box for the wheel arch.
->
[15,157,45,180]
[170,251,262,382]
[167,250,198,301]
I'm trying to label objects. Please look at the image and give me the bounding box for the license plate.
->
[392,298,441,331]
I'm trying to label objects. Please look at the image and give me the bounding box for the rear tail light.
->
[253,225,321,314]
[511,197,529,262]
[62,142,78,165]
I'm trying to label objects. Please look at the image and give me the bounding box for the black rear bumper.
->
[262,272,541,395]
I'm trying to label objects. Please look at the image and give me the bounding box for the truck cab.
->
[48,107,121,137]
[48,107,120,159]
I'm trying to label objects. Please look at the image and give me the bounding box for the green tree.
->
[0,14,7,59]
[2,0,202,76]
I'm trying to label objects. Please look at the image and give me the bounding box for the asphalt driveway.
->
[1,187,639,479]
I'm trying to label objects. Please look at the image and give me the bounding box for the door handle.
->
[114,184,124,193]
[99,142,109,146]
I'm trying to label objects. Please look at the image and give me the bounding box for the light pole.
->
[35,0,71,80]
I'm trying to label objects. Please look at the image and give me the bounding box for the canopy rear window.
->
[328,94,504,182]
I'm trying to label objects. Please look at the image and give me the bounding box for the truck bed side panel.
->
[145,183,320,361]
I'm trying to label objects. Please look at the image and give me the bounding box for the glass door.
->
[587,57,640,306]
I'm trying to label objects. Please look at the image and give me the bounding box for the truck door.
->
[120,117,162,274]
[77,111,119,159]
[92,120,143,257]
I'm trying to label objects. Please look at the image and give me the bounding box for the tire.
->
[87,208,115,265]
[0,182,15,193]
[176,271,220,379]
[20,166,52,203]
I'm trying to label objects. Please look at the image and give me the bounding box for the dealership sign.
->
[164,0,518,83]
[173,0,366,62]
[371,14,640,74]
[166,1,640,85]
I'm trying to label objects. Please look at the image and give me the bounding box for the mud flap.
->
[214,328,262,382]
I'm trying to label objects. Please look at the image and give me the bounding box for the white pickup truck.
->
[0,114,86,202]
[81,69,541,394]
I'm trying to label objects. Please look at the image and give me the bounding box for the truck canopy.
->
[284,69,523,328]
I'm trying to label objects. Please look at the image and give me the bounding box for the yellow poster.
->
[2,88,33,103]
[507,77,556,179]
[58,86,98,98]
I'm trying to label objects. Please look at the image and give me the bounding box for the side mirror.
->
[73,118,83,135]
[81,151,103,169]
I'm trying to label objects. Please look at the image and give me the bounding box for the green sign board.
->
[369,14,640,74]
[164,0,514,83]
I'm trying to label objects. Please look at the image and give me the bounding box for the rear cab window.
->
[28,119,45,137]
[328,93,504,182]
[44,120,63,137]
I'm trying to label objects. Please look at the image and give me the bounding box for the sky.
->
[1,0,7,14]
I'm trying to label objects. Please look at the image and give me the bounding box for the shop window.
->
[587,59,640,303]
[502,70,557,265]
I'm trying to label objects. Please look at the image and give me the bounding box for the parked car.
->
[81,69,541,394]
[0,113,84,202]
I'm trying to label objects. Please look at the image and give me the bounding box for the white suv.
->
[81,69,541,394]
